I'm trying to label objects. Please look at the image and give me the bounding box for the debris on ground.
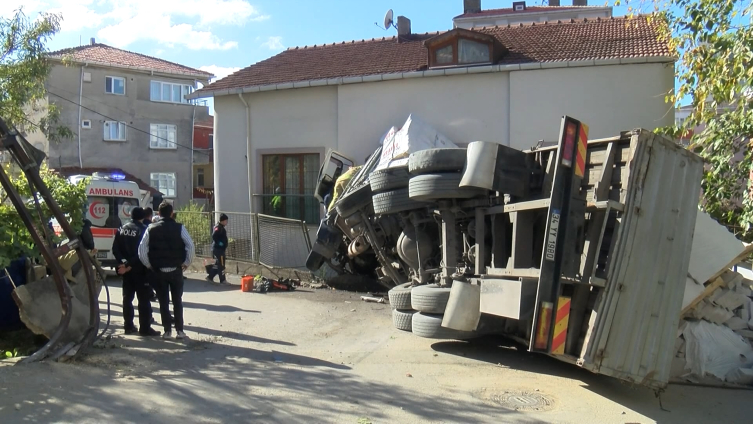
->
[251,276,300,293]
[671,211,753,386]
[360,296,385,304]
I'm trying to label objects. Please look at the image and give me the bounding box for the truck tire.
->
[411,312,477,340]
[372,188,429,215]
[370,166,411,193]
[388,282,413,310]
[409,173,488,202]
[409,148,467,175]
[410,284,451,314]
[392,309,415,332]
[335,183,373,217]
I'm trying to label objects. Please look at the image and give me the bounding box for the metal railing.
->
[174,210,313,269]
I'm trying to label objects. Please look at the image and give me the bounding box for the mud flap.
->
[442,280,481,332]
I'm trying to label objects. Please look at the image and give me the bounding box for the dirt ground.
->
[0,273,750,424]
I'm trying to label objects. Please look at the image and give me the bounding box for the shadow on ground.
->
[430,336,739,424]
[0,336,546,424]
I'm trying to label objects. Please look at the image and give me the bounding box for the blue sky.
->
[1,0,659,113]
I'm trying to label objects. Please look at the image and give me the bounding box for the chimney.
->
[549,0,560,5]
[573,0,587,5]
[397,16,411,36]
[464,0,481,14]
[90,37,96,45]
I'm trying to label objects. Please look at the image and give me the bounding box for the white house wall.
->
[212,62,675,213]
[337,72,510,163]
[509,63,675,147]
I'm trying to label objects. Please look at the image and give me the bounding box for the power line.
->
[45,89,211,157]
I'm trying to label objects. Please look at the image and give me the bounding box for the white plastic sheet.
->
[376,114,457,170]
[683,320,753,380]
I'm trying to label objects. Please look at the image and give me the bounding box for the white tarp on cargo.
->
[683,320,753,380]
[376,115,457,170]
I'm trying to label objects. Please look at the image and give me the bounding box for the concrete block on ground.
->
[725,367,753,385]
[708,287,726,303]
[724,316,749,331]
[734,281,752,297]
[737,305,750,322]
[688,211,746,285]
[699,302,735,324]
[714,290,749,311]
[724,272,744,290]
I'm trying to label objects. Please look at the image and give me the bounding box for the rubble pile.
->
[670,211,753,386]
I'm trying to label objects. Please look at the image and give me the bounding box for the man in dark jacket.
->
[138,202,195,340]
[112,207,159,336]
[206,214,229,284]
[80,219,95,251]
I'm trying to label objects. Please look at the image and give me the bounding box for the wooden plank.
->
[504,198,551,213]
[585,145,632,166]
[703,243,753,286]
[595,142,617,201]
[587,200,625,212]
[680,275,727,316]
[485,268,541,278]
[581,165,630,186]
[580,210,607,282]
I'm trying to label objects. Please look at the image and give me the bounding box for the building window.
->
[150,81,194,104]
[105,76,125,95]
[103,121,126,141]
[196,167,205,187]
[151,172,176,198]
[458,39,491,63]
[435,45,454,65]
[208,134,214,149]
[150,124,177,149]
[262,153,319,223]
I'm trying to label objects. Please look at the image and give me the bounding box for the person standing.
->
[113,207,159,336]
[138,202,195,340]
[143,207,154,224]
[206,214,229,284]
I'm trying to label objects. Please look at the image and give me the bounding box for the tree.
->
[0,8,71,143]
[621,0,753,239]
[0,164,88,269]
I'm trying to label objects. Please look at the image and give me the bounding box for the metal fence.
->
[174,210,313,269]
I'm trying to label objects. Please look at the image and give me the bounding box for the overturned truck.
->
[307,116,703,388]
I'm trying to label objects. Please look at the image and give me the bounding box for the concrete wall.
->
[46,63,210,206]
[212,61,675,213]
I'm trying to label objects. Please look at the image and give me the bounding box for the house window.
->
[208,134,214,149]
[150,81,194,104]
[103,121,126,141]
[105,76,125,95]
[150,124,177,149]
[151,172,176,198]
[458,39,491,63]
[435,45,454,65]
[196,167,205,187]
[262,153,319,223]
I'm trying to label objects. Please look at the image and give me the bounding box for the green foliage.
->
[3,348,19,358]
[0,8,72,143]
[0,164,87,269]
[620,1,753,239]
[176,202,213,248]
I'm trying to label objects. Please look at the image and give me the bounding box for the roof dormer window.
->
[425,28,505,69]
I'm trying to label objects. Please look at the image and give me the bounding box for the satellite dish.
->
[384,9,394,30]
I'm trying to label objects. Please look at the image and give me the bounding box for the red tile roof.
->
[53,167,162,195]
[455,6,595,19]
[48,44,213,79]
[195,16,671,96]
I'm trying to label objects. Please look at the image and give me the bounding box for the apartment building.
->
[44,39,213,207]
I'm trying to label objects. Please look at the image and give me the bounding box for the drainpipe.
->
[77,65,84,167]
[237,93,253,214]
[191,102,196,207]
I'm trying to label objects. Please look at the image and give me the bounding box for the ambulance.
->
[68,172,152,267]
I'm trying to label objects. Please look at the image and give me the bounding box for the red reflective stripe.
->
[91,228,117,238]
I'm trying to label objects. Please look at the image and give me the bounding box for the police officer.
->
[113,207,160,337]
[206,214,229,284]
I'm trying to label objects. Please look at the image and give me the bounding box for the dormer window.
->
[425,28,506,69]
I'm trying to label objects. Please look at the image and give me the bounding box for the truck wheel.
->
[411,284,451,314]
[392,309,415,332]
[372,188,429,215]
[388,282,413,310]
[335,183,373,217]
[411,312,478,340]
[409,173,488,202]
[370,166,411,193]
[409,148,467,175]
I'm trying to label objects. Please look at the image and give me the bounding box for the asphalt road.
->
[0,274,750,424]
